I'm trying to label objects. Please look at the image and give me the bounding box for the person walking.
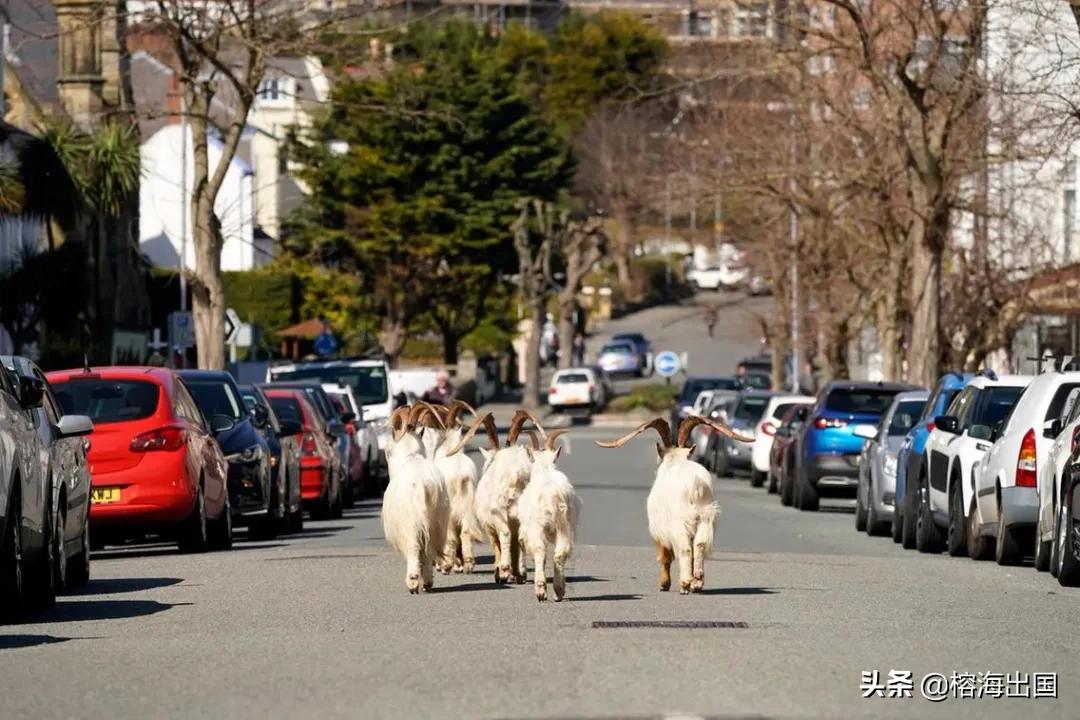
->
[572,333,586,366]
[704,305,718,339]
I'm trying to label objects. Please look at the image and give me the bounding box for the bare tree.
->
[512,200,556,409]
[556,215,607,369]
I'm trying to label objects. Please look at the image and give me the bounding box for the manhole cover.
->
[591,621,749,629]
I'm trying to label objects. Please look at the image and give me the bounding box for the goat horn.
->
[508,409,548,446]
[414,401,446,430]
[702,417,755,444]
[544,428,569,451]
[516,410,548,441]
[447,399,477,428]
[520,429,541,450]
[405,403,430,430]
[444,412,500,456]
[389,406,410,440]
[676,415,710,448]
[595,418,672,449]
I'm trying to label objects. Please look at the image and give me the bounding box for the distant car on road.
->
[687,264,748,290]
[610,332,652,374]
[793,381,918,511]
[263,388,342,520]
[709,390,777,477]
[772,404,812,499]
[239,384,304,534]
[672,376,741,428]
[548,368,606,415]
[747,275,771,296]
[48,366,232,554]
[597,340,645,377]
[852,390,928,536]
[322,382,378,499]
[750,394,816,487]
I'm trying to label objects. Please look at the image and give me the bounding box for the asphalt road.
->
[3,292,1076,719]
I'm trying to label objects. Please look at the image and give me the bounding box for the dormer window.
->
[257,77,295,105]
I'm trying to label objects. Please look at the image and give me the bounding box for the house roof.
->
[277,318,326,339]
[1,0,61,113]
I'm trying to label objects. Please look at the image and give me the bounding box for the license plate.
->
[564,395,586,405]
[91,487,121,504]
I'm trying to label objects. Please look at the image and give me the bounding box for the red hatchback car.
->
[264,388,340,520]
[47,367,232,553]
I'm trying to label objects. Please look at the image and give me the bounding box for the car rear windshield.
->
[601,343,633,355]
[270,365,388,405]
[557,373,590,384]
[734,396,771,423]
[270,397,302,424]
[772,402,801,420]
[744,372,771,389]
[681,378,739,402]
[185,380,245,422]
[52,379,160,424]
[825,388,901,415]
[888,400,927,435]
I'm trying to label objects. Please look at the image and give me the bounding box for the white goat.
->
[597,417,751,594]
[381,405,451,594]
[427,401,482,574]
[445,411,535,584]
[518,427,580,602]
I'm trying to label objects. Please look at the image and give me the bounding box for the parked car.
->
[322,382,377,498]
[749,394,816,487]
[747,275,771,296]
[894,372,978,546]
[588,365,616,403]
[267,358,392,482]
[973,370,1079,565]
[690,393,740,466]
[1054,432,1080,585]
[772,404,813,500]
[792,381,918,511]
[1039,385,1080,583]
[48,366,232,553]
[3,356,95,594]
[610,332,652,374]
[597,340,646,377]
[916,373,1030,555]
[852,391,928,536]
[179,370,282,539]
[672,376,741,428]
[688,263,748,290]
[737,354,772,390]
[264,381,351,508]
[0,359,93,616]
[239,384,304,533]
[548,368,606,415]
[263,388,341,520]
[709,390,777,477]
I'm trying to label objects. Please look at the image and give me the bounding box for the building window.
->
[1065,189,1075,264]
[257,77,295,104]
[736,1,770,38]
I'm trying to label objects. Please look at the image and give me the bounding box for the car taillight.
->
[814,417,848,430]
[130,425,187,452]
[589,384,596,393]
[927,421,936,433]
[761,421,777,436]
[301,432,318,456]
[1072,425,1080,454]
[1016,428,1037,488]
[548,386,558,395]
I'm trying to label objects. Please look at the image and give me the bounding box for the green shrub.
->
[608,382,679,413]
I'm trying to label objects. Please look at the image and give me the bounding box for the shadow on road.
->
[431,582,508,593]
[565,575,610,583]
[71,576,184,596]
[0,634,74,649]
[569,593,642,602]
[93,543,287,560]
[15,599,189,625]
[698,586,778,596]
[264,553,374,562]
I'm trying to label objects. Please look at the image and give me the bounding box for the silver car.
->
[854,390,929,536]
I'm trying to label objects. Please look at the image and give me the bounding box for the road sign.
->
[168,311,194,350]
[655,350,681,378]
[314,330,339,358]
[225,308,241,344]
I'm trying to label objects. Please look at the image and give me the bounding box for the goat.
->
[597,416,751,594]
[518,426,579,602]
[445,411,535,584]
[430,400,483,574]
[381,404,451,594]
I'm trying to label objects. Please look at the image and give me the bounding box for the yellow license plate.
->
[91,487,121,504]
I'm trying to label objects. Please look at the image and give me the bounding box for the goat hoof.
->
[535,589,547,602]
[461,561,475,574]
[690,579,704,593]
[679,582,691,595]
[659,582,671,592]
[423,582,434,593]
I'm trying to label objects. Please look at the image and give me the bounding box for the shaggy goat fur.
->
[518,429,580,601]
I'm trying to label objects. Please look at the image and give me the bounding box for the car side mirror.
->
[251,403,270,429]
[210,414,235,434]
[1044,418,1062,439]
[17,375,44,410]
[934,415,960,434]
[56,414,93,438]
[340,411,356,424]
[277,419,302,437]
[852,424,878,440]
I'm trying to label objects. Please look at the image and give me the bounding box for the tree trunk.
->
[379,318,407,368]
[906,198,946,386]
[441,327,459,366]
[523,299,545,409]
[557,291,576,370]
[191,195,226,370]
[610,200,634,293]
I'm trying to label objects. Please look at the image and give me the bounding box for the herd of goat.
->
[381,401,752,600]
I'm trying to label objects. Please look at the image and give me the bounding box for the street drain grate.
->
[591,620,749,629]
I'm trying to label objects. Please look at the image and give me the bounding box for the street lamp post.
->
[788,112,799,393]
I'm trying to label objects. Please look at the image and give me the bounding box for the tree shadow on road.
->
[71,576,184,596]
[697,586,778,596]
[569,593,642,602]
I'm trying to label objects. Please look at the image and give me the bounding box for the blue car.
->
[892,371,991,547]
[792,381,919,511]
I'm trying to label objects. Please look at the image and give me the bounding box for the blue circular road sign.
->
[314,331,339,358]
[655,350,681,378]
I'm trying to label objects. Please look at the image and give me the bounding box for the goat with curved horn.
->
[544,428,570,452]
[520,429,542,450]
[447,400,477,428]
[518,426,579,601]
[595,418,672,449]
[507,409,547,446]
[444,412,500,456]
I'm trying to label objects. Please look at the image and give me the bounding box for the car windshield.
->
[51,379,160,424]
[185,380,245,422]
[888,400,927,435]
[825,388,901,415]
[557,373,590,384]
[601,343,633,355]
[928,388,959,419]
[269,397,302,424]
[734,396,771,423]
[772,402,801,420]
[270,365,388,405]
[972,386,1025,427]
[681,378,739,402]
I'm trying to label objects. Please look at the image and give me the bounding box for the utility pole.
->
[179,93,188,312]
[788,111,799,393]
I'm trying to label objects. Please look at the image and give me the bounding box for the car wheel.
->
[866,479,887,537]
[331,481,344,519]
[51,501,67,594]
[994,498,1022,566]
[780,466,794,507]
[795,468,819,512]
[946,478,966,557]
[966,496,992,560]
[767,468,778,495]
[0,490,24,620]
[66,501,91,590]
[713,445,729,478]
[750,468,765,489]
[343,480,356,509]
[25,495,56,610]
[177,484,209,554]
[1050,496,1061,577]
[1034,510,1052,573]
[890,506,903,543]
[901,474,918,550]
[209,496,233,551]
[854,480,868,532]
[1056,484,1080,586]
[915,474,944,553]
[288,504,305,534]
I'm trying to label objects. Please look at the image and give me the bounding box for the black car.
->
[239,384,304,534]
[264,381,350,513]
[178,371,278,539]
[0,358,93,618]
